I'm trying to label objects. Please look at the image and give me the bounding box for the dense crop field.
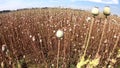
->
[0,8,120,68]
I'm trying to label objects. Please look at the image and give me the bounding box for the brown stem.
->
[108,34,120,59]
[96,18,107,57]
[57,40,61,68]
[83,17,94,57]
[63,40,67,68]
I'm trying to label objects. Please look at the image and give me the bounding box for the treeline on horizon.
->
[0,7,84,13]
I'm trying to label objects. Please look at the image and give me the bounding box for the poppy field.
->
[0,8,120,68]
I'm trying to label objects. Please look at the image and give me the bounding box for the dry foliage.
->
[0,8,120,68]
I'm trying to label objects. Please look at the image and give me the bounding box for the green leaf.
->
[76,56,89,68]
[87,57,100,68]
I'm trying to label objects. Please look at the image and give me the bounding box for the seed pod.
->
[103,6,110,16]
[2,44,7,53]
[91,7,99,16]
[56,30,64,38]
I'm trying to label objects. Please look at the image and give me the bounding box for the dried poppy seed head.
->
[103,6,110,16]
[56,30,64,38]
[2,44,7,52]
[91,7,99,16]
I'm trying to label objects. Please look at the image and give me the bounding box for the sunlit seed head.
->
[70,39,73,41]
[112,30,115,32]
[76,34,79,37]
[67,20,69,24]
[82,45,85,49]
[37,22,40,24]
[2,44,7,52]
[21,31,24,34]
[9,61,12,65]
[49,42,52,45]
[79,43,82,45]
[69,28,72,32]
[86,17,91,22]
[47,24,49,27]
[91,7,99,16]
[104,39,108,44]
[60,38,63,40]
[81,36,83,38]
[56,30,64,38]
[32,36,35,41]
[111,59,116,64]
[97,29,100,32]
[64,28,67,31]
[41,24,44,26]
[83,24,86,26]
[108,65,112,68]
[91,36,95,39]
[29,35,32,38]
[51,64,54,67]
[74,49,77,52]
[23,55,26,58]
[5,49,9,55]
[103,6,110,16]
[74,24,77,27]
[37,33,40,36]
[105,49,108,53]
[54,25,57,27]
[73,44,76,47]
[18,25,21,28]
[35,59,37,61]
[53,30,56,33]
[114,35,117,38]
[1,61,4,68]
[68,24,70,26]
[108,29,111,32]
[112,19,117,24]
[84,33,86,35]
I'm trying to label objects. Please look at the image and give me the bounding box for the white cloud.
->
[101,0,119,4]
[0,0,24,10]
[71,0,119,4]
[49,0,63,2]
[0,0,42,11]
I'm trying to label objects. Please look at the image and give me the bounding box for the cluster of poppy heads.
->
[55,6,111,38]
[91,6,110,18]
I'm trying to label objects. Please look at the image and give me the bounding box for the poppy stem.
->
[57,40,61,68]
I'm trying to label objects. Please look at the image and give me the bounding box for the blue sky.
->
[0,0,120,16]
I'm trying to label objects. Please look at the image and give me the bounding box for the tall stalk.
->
[57,40,61,68]
[96,18,107,57]
[83,17,94,57]
[108,34,120,60]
